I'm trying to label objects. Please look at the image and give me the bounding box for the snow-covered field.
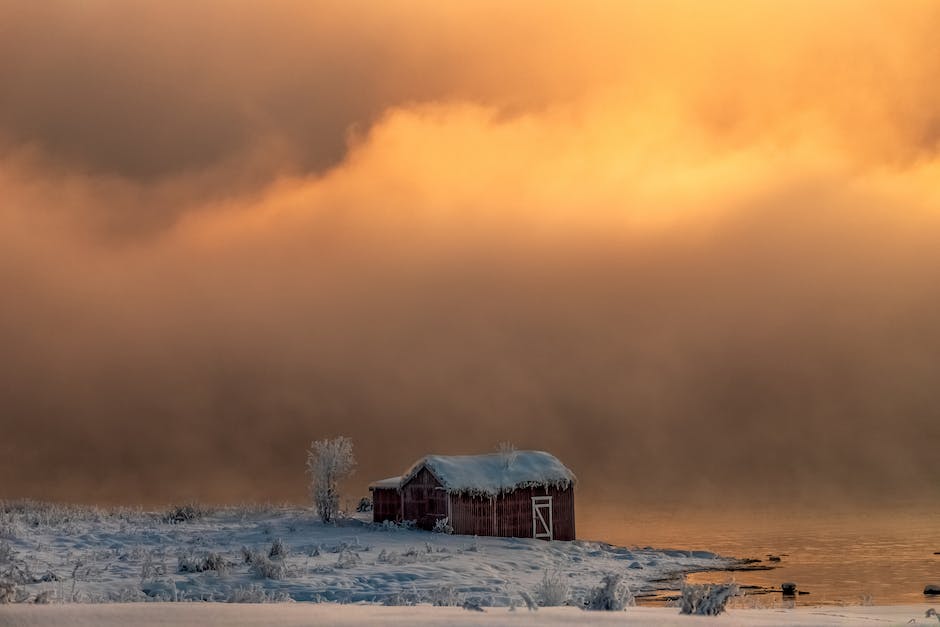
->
[0,501,734,607]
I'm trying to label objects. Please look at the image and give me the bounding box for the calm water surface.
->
[580,504,940,606]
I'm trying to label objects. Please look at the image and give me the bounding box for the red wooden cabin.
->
[368,451,575,541]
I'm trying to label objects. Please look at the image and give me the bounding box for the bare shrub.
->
[178,552,229,575]
[0,514,17,540]
[583,573,634,611]
[269,538,289,559]
[0,542,14,564]
[177,554,204,573]
[383,585,420,606]
[430,584,460,606]
[204,552,229,574]
[380,549,410,565]
[519,589,539,611]
[678,581,739,616]
[140,551,165,582]
[110,587,147,603]
[162,502,210,524]
[306,436,356,524]
[0,580,16,604]
[535,569,570,606]
[336,548,362,568]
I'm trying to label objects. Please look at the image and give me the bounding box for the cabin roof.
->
[400,450,576,496]
[368,476,402,490]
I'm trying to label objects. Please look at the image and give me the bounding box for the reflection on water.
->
[579,503,940,606]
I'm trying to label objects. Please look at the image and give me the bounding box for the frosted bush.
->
[383,586,420,606]
[678,582,739,616]
[139,551,165,581]
[0,542,14,563]
[204,552,229,574]
[583,573,634,611]
[336,548,362,568]
[535,569,569,606]
[0,515,17,540]
[269,538,289,559]
[377,519,415,532]
[109,587,146,603]
[0,580,15,604]
[430,584,460,606]
[162,502,210,524]
[249,553,286,580]
[432,517,453,534]
[177,552,229,574]
[177,554,204,573]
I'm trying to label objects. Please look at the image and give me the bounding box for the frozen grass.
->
[534,570,570,607]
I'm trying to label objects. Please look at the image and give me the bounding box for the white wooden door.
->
[531,496,553,540]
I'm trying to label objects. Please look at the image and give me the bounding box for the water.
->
[579,503,940,606]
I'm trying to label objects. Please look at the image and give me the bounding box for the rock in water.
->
[925,584,940,596]
[781,582,798,596]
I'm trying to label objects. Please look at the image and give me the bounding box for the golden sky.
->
[1,1,939,505]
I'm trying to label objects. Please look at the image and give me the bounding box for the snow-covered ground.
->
[0,502,735,606]
[3,603,940,626]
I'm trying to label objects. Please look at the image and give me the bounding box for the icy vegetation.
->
[678,581,740,615]
[306,436,356,524]
[0,500,734,606]
[534,569,570,606]
[583,573,634,611]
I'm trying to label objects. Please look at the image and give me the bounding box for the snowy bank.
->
[2,603,940,626]
[0,502,733,606]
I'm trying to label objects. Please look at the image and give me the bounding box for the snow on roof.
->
[368,476,401,490]
[401,450,575,496]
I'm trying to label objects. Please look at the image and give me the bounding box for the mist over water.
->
[581,503,940,606]
[2,1,940,509]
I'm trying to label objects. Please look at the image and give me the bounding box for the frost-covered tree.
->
[306,436,356,524]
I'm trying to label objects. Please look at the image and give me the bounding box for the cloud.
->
[1,1,939,506]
